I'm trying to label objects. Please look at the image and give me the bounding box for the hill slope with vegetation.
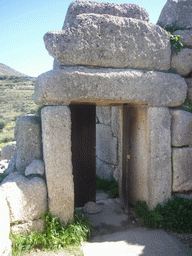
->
[0,63,28,77]
[0,64,38,149]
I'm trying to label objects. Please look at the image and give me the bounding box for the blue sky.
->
[1,0,167,77]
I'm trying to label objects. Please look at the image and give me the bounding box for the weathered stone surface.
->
[44,14,171,71]
[157,0,192,30]
[11,219,45,235]
[171,48,192,76]
[4,151,17,174]
[63,1,149,29]
[170,110,192,147]
[96,106,111,125]
[129,107,172,209]
[96,124,117,164]
[172,148,192,192]
[113,167,120,181]
[41,106,74,224]
[83,201,102,214]
[25,159,45,176]
[173,30,192,48]
[1,141,16,160]
[96,158,115,180]
[186,78,192,101]
[0,189,11,256]
[14,115,42,174]
[34,67,187,107]
[111,107,120,137]
[147,107,172,208]
[1,172,47,224]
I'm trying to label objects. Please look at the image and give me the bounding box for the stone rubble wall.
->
[0,115,47,238]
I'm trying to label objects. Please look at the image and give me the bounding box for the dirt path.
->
[21,194,192,256]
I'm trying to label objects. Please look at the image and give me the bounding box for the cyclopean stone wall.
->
[157,0,192,197]
[34,0,189,222]
[0,1,191,234]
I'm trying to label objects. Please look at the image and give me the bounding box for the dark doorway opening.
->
[70,104,96,207]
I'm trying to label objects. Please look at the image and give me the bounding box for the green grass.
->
[96,175,119,198]
[134,196,192,233]
[11,210,92,256]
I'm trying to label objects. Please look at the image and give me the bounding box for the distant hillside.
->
[0,63,27,77]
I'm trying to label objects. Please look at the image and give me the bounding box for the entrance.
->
[70,104,96,207]
[70,104,130,210]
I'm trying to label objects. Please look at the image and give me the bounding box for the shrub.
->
[134,196,192,233]
[11,210,92,255]
[0,121,5,131]
[169,33,183,55]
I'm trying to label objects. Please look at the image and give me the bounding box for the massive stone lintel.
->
[34,67,187,107]
[44,14,170,71]
[41,106,74,223]
[128,107,172,209]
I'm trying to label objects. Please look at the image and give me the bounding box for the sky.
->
[1,0,167,77]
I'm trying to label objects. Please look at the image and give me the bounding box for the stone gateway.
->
[34,0,188,222]
[1,2,191,241]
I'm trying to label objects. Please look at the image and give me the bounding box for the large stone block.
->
[96,158,115,180]
[172,148,192,192]
[0,189,11,256]
[25,159,45,176]
[34,67,187,107]
[129,107,149,205]
[157,0,192,30]
[44,14,170,71]
[96,106,111,125]
[14,115,42,173]
[96,124,117,165]
[63,1,149,29]
[1,172,47,225]
[147,107,172,209]
[171,48,192,76]
[173,30,192,48]
[11,219,45,235]
[41,106,74,223]
[129,107,172,209]
[170,110,192,147]
[1,141,16,160]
